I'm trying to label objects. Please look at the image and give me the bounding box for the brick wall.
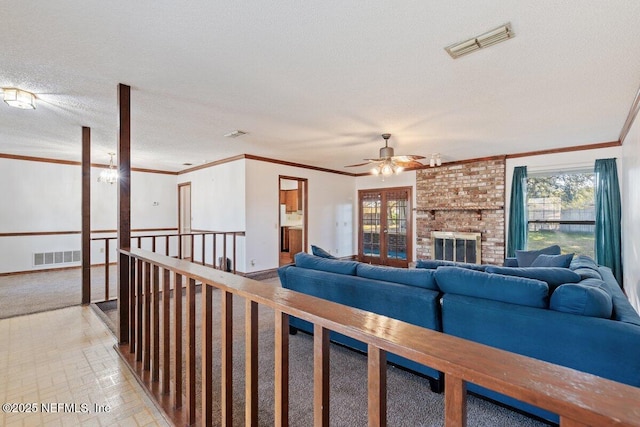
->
[415,158,506,264]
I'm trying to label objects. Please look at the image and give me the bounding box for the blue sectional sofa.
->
[278,252,640,423]
[278,252,444,391]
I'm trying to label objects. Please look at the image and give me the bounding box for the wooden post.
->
[117,83,131,344]
[245,300,258,426]
[314,325,330,427]
[201,284,213,426]
[444,375,467,427]
[368,345,387,427]
[221,291,233,426]
[81,126,91,304]
[173,272,183,408]
[186,277,196,424]
[275,311,289,427]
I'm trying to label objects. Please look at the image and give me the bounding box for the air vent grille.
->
[34,250,81,266]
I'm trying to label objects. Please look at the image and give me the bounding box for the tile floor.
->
[0,306,170,427]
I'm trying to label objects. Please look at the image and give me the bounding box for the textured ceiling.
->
[2,1,640,172]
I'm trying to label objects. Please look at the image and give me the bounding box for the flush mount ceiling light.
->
[445,23,514,59]
[224,130,247,138]
[2,88,36,109]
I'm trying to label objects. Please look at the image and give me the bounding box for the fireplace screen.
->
[432,232,481,264]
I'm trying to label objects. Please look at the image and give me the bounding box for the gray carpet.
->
[97,280,550,427]
[0,265,116,319]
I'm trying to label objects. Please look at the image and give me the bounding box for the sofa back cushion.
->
[550,283,613,318]
[294,252,358,275]
[484,266,581,292]
[356,264,438,290]
[515,245,561,267]
[416,259,487,271]
[434,267,549,308]
[530,253,574,268]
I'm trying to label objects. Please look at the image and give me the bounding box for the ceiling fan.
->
[345,133,426,176]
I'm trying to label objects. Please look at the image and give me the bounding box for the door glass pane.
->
[362,193,381,257]
[385,191,408,260]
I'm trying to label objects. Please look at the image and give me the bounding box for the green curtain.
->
[507,166,527,257]
[594,158,623,286]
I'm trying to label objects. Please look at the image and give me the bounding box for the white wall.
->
[177,160,247,271]
[0,157,177,273]
[622,119,640,311]
[244,159,355,273]
[355,171,417,261]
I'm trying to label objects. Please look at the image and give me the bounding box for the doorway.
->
[279,176,308,266]
[358,186,412,267]
[178,182,192,260]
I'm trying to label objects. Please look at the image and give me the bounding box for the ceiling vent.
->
[445,23,514,59]
[224,130,247,138]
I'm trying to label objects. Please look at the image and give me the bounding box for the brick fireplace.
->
[416,157,506,265]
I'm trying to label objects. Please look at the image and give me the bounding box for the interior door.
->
[359,187,412,267]
[178,182,192,259]
[279,176,308,266]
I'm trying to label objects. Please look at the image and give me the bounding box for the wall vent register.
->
[33,250,81,266]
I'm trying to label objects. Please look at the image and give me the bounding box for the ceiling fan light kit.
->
[445,23,514,59]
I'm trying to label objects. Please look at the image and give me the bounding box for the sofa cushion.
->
[570,254,600,271]
[311,245,336,259]
[572,267,603,281]
[530,253,574,268]
[515,245,561,267]
[550,283,613,319]
[484,266,581,292]
[416,259,487,271]
[294,252,358,275]
[356,263,438,290]
[434,267,549,308]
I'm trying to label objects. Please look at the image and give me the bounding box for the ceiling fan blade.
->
[395,160,425,168]
[393,155,426,162]
[344,161,375,167]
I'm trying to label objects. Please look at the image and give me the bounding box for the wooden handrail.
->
[90,231,245,303]
[118,248,640,426]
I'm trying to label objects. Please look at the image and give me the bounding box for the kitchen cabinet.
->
[289,228,302,256]
[284,190,298,213]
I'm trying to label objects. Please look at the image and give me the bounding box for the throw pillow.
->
[530,253,574,268]
[515,245,561,267]
[294,252,358,275]
[311,245,336,259]
[550,283,613,318]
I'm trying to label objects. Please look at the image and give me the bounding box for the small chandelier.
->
[371,159,404,177]
[98,153,118,184]
[2,88,36,109]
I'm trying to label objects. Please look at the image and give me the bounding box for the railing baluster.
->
[128,257,136,354]
[444,375,467,427]
[275,310,289,427]
[105,238,110,301]
[162,268,170,394]
[368,345,387,427]
[314,325,330,427]
[221,291,233,426]
[186,277,196,424]
[232,232,237,274]
[201,233,206,265]
[213,233,217,269]
[202,283,214,426]
[137,236,141,249]
[152,235,156,253]
[173,272,183,409]
[165,235,170,257]
[223,234,227,271]
[190,234,194,262]
[178,234,183,259]
[135,259,143,362]
[144,261,152,371]
[152,265,160,382]
[245,300,258,426]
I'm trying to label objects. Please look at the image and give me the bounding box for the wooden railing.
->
[117,248,640,427]
[92,231,244,301]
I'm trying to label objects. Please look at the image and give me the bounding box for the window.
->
[526,170,595,257]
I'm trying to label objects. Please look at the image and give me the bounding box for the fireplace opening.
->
[432,231,481,264]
